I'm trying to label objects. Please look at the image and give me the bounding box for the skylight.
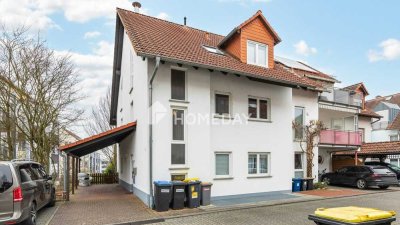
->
[203,46,224,55]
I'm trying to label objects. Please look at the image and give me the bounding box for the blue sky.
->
[1,0,399,135]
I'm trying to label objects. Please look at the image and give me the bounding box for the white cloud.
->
[156,12,170,21]
[84,31,101,39]
[219,0,271,3]
[294,40,317,56]
[55,41,114,127]
[368,38,400,62]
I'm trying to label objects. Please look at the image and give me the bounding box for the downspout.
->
[148,56,161,207]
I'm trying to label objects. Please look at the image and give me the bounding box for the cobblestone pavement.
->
[156,190,400,225]
[36,202,61,225]
[47,184,159,225]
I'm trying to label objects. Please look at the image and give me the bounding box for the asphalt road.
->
[156,190,400,225]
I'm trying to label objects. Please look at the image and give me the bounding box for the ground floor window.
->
[390,158,400,167]
[215,152,231,177]
[248,153,270,175]
[294,153,304,178]
[171,174,186,181]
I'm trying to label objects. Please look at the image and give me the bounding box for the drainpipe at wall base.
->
[148,56,161,208]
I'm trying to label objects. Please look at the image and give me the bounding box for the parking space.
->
[47,184,161,225]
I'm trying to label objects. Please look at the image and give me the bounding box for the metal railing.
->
[319,129,362,146]
[319,89,363,107]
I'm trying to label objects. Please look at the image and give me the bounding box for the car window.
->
[30,164,43,180]
[38,165,48,178]
[19,165,34,183]
[0,164,13,193]
[347,167,358,173]
[356,167,370,173]
[387,164,400,173]
[338,167,348,173]
[373,167,393,174]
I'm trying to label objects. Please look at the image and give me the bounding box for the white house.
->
[109,6,375,207]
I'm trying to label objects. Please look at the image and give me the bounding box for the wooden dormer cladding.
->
[219,10,281,69]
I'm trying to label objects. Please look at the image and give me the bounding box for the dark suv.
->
[0,161,55,225]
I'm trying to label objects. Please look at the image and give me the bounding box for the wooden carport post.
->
[66,155,70,201]
[75,157,79,190]
[71,157,75,195]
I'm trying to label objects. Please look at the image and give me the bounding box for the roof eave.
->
[138,53,319,92]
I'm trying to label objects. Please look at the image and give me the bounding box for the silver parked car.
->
[0,161,55,225]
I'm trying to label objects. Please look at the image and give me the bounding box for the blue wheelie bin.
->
[292,178,302,192]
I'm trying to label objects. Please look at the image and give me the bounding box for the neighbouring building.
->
[107,6,378,207]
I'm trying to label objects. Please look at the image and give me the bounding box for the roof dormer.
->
[218,10,281,69]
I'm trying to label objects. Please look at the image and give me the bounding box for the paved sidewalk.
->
[47,184,160,225]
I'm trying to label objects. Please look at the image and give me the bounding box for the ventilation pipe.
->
[184,17,187,26]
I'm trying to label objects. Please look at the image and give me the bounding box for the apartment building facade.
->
[110,7,375,206]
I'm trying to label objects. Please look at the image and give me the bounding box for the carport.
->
[58,121,136,200]
[334,141,400,166]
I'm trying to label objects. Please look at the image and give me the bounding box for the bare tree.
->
[0,27,83,168]
[84,87,116,172]
[293,120,325,178]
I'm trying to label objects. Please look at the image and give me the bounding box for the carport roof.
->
[335,141,400,157]
[59,122,136,157]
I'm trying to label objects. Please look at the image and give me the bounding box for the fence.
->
[90,173,119,184]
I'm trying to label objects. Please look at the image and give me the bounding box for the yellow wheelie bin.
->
[309,207,396,225]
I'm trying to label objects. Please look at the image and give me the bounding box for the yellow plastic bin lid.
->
[314,207,396,223]
[183,177,199,183]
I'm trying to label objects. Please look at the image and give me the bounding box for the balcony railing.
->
[319,89,363,107]
[371,121,389,130]
[319,129,362,146]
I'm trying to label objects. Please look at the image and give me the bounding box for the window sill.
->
[248,118,272,123]
[213,114,233,120]
[213,176,234,180]
[169,166,189,171]
[247,174,272,179]
[169,99,190,104]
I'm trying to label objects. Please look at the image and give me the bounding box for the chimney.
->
[184,17,187,26]
[132,1,141,13]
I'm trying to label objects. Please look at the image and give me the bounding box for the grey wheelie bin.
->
[171,181,186,210]
[183,178,201,208]
[200,182,212,206]
[153,181,172,212]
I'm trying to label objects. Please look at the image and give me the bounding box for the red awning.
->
[59,122,136,157]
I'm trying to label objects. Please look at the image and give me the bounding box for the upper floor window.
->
[294,107,305,140]
[215,93,230,116]
[390,135,399,142]
[247,40,268,67]
[248,97,270,120]
[171,69,186,100]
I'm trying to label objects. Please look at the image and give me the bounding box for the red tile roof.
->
[358,109,382,118]
[342,82,369,95]
[388,113,400,130]
[59,122,136,151]
[117,8,321,90]
[335,141,400,156]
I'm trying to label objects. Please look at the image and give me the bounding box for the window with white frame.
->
[215,152,231,176]
[247,40,268,67]
[171,109,185,165]
[171,69,186,100]
[294,107,305,140]
[215,93,230,115]
[248,97,270,120]
[294,153,304,178]
[248,153,270,175]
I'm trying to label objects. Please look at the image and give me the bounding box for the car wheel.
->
[322,177,330,185]
[379,185,389,190]
[24,202,37,225]
[47,189,56,207]
[356,179,367,189]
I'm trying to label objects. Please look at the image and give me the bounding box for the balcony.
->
[319,129,362,146]
[372,121,389,130]
[319,89,363,108]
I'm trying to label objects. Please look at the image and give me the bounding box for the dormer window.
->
[247,40,268,68]
[203,45,224,55]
